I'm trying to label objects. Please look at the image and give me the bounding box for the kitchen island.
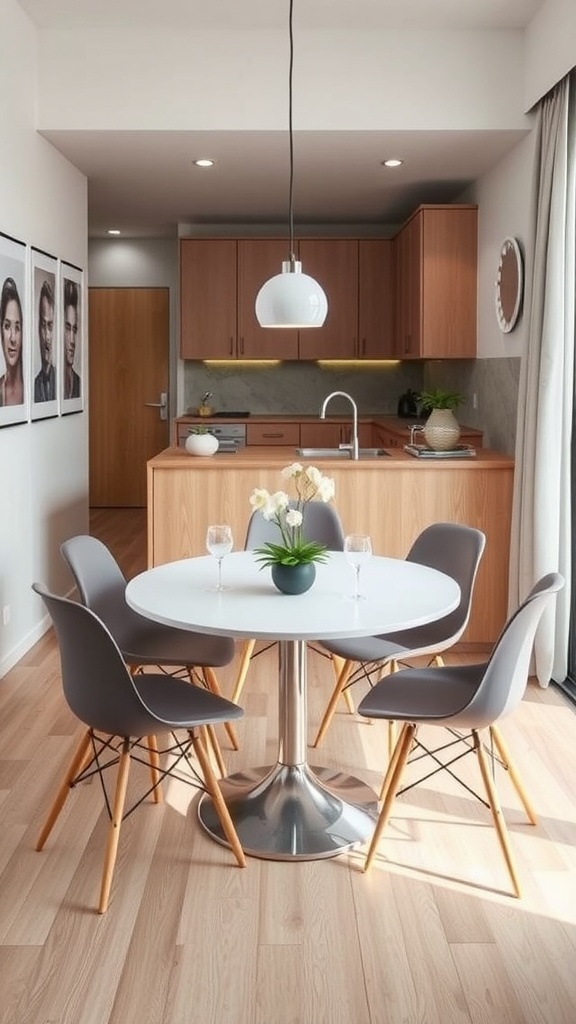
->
[147,445,514,646]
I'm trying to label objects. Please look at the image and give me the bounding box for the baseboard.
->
[0,614,53,679]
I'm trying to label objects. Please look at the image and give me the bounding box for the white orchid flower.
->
[249,487,271,510]
[281,462,303,480]
[265,490,290,517]
[305,465,322,487]
[285,508,303,528]
[317,476,335,502]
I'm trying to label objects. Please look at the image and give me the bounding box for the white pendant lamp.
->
[255,0,328,329]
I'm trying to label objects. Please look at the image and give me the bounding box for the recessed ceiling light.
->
[193,159,215,168]
[381,158,403,168]
[107,229,121,235]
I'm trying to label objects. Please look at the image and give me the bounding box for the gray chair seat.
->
[32,582,246,914]
[357,572,564,898]
[61,535,238,758]
[313,522,486,748]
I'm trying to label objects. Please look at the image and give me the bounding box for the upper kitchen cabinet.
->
[180,238,298,359]
[393,205,478,359]
[297,240,360,360]
[237,239,299,358]
[180,239,237,359]
[358,239,393,358]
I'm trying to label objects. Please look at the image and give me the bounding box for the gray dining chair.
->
[357,572,564,897]
[32,582,246,914]
[61,535,238,764]
[312,522,486,749]
[230,501,346,706]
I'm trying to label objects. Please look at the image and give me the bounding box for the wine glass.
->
[343,533,372,600]
[206,524,233,591]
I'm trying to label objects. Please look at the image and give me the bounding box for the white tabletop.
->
[126,551,460,642]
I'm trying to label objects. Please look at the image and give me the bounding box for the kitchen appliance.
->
[397,389,419,418]
[180,423,246,453]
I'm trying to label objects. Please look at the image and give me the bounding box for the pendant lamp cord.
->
[288,0,296,265]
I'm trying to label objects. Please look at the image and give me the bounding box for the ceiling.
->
[19,0,543,238]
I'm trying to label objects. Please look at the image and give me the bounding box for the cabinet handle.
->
[262,432,284,438]
[360,337,366,356]
[239,337,245,355]
[229,337,234,356]
[404,334,411,354]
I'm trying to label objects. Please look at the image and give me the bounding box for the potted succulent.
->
[185,426,219,457]
[418,389,466,451]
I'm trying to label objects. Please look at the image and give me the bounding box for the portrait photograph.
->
[30,249,58,421]
[0,232,28,428]
[60,262,83,415]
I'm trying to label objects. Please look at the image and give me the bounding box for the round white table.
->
[126,551,460,861]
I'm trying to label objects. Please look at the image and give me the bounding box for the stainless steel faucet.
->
[320,391,359,460]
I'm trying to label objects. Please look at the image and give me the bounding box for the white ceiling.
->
[19,0,544,238]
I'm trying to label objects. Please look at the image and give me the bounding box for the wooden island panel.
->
[148,446,513,646]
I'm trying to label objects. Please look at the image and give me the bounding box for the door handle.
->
[144,392,168,420]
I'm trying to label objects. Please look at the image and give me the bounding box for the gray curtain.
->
[509,73,575,685]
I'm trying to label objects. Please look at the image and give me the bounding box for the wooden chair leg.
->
[98,739,132,914]
[146,735,163,803]
[474,731,522,898]
[387,721,398,763]
[203,723,226,778]
[490,725,537,824]
[202,667,240,751]
[379,723,408,800]
[36,729,92,851]
[330,655,355,714]
[191,732,246,868]
[312,660,353,747]
[231,638,256,705]
[364,723,416,873]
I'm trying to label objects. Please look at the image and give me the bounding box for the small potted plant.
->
[249,463,335,594]
[418,389,466,451]
[185,426,219,457]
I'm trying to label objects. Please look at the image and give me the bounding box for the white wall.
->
[0,0,88,677]
[525,0,576,110]
[37,28,529,132]
[474,130,538,359]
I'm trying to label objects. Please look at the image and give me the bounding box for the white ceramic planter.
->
[185,432,219,457]
[423,409,461,451]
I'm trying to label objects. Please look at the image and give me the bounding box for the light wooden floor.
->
[1,508,576,1024]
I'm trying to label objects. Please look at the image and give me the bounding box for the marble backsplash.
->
[424,357,520,455]
[184,357,520,455]
[184,361,425,417]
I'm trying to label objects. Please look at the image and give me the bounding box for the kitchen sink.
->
[295,447,391,460]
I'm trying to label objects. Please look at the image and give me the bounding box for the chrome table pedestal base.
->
[198,762,378,860]
[198,639,378,860]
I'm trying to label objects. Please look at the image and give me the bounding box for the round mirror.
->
[495,237,523,333]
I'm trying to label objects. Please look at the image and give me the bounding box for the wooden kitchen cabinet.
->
[247,422,300,446]
[180,239,236,359]
[237,240,299,358]
[180,239,299,359]
[358,239,393,358]
[297,240,359,360]
[392,205,478,359]
[300,421,374,448]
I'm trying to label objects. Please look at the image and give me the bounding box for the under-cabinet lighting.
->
[202,360,283,367]
[107,229,121,235]
[316,360,401,368]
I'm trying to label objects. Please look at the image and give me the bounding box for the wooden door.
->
[180,239,237,358]
[297,239,359,359]
[237,239,299,358]
[89,288,169,507]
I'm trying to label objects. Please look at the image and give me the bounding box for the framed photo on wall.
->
[60,262,84,415]
[30,248,58,420]
[0,232,28,427]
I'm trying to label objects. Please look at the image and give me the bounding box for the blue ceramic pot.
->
[271,562,316,595]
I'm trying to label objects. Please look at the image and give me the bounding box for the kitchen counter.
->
[147,445,513,646]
